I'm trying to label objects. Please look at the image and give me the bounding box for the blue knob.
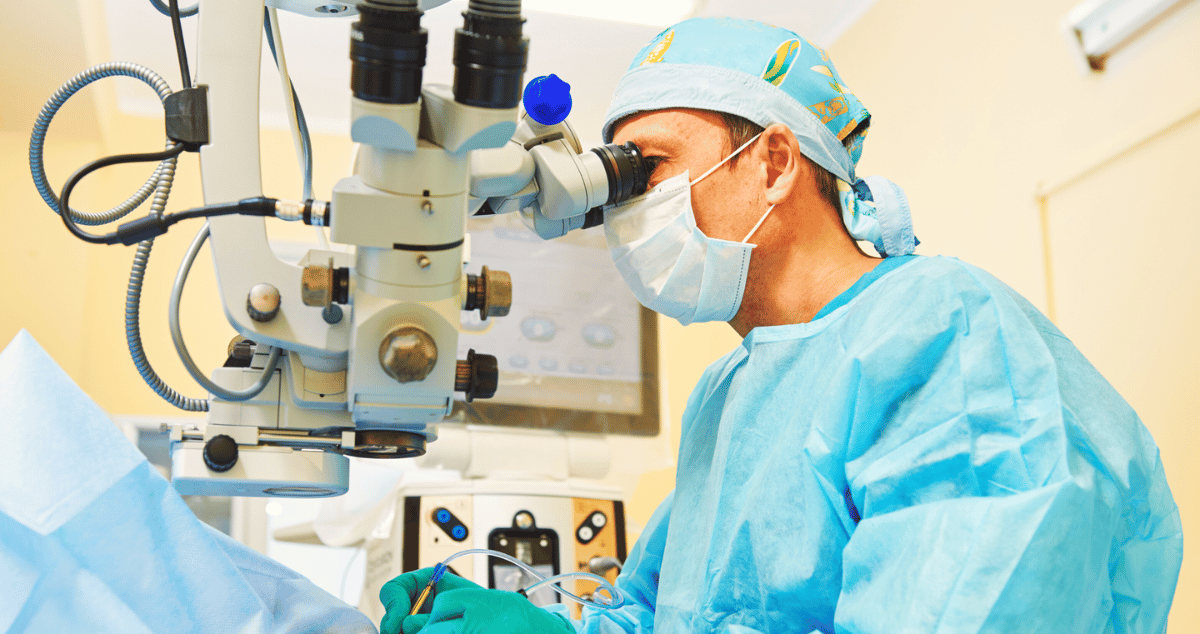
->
[523,74,572,126]
[436,509,451,523]
[451,525,467,540]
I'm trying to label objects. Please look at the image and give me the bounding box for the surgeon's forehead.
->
[611,109,727,153]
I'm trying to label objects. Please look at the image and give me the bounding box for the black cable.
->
[58,144,186,244]
[149,0,198,18]
[57,144,280,246]
[169,0,192,88]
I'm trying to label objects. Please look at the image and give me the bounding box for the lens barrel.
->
[351,2,427,104]
[591,141,651,206]
[453,3,529,108]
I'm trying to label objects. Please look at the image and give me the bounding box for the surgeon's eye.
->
[643,155,667,182]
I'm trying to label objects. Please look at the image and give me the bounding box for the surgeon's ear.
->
[760,123,804,206]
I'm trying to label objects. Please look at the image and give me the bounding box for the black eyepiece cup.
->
[351,2,428,104]
[453,5,529,108]
[591,142,651,206]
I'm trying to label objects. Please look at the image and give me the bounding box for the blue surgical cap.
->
[603,17,917,257]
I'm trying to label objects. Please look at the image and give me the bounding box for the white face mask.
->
[603,135,775,325]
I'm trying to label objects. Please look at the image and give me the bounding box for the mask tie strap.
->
[690,133,763,186]
[741,204,775,243]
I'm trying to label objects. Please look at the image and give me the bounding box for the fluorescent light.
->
[1065,0,1189,70]
[522,0,692,27]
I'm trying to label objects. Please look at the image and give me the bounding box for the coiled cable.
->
[28,61,211,411]
[128,237,209,411]
[29,62,176,226]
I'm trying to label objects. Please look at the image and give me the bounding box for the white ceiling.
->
[40,0,876,147]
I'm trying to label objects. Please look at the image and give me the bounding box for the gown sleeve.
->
[547,491,673,634]
[831,265,1183,633]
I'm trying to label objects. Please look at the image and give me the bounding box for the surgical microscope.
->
[34,0,649,494]
[32,0,651,614]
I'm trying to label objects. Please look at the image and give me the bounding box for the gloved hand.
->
[405,586,576,634]
[379,567,479,634]
[378,567,575,634]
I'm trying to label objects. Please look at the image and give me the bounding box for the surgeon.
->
[379,17,1183,634]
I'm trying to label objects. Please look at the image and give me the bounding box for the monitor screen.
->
[454,214,659,436]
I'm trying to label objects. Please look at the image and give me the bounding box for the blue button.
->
[597,364,615,376]
[436,509,451,523]
[539,357,559,371]
[582,324,617,348]
[522,74,572,125]
[509,355,529,369]
[568,361,588,374]
[451,525,467,540]
[521,317,557,342]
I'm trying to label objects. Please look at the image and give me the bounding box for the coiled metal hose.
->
[30,62,176,225]
[31,62,208,411]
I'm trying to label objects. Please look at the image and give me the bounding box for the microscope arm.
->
[196,0,349,363]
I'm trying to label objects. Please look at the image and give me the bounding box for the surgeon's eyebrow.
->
[627,128,684,157]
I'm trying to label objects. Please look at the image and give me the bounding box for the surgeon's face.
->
[611,109,768,242]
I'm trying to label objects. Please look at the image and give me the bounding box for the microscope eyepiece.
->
[453,0,529,109]
[350,1,427,104]
[590,141,652,207]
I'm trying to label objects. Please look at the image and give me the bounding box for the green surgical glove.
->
[379,567,480,634]
[405,586,576,634]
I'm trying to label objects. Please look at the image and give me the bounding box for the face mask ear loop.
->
[741,204,776,243]
[689,133,764,186]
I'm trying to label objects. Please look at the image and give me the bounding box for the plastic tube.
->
[263,8,328,249]
[439,548,624,610]
[522,572,620,606]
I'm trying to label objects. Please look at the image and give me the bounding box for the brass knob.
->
[464,266,513,319]
[301,260,333,307]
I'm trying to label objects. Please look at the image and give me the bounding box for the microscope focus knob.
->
[203,435,239,472]
[379,326,439,383]
[456,349,498,402]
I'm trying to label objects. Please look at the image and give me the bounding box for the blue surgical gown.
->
[564,255,1182,634]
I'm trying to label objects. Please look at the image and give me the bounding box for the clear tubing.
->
[263,8,327,248]
[522,572,620,606]
[266,7,311,202]
[439,548,624,610]
[169,223,283,401]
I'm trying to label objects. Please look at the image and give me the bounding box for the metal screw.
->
[421,200,433,215]
[417,255,432,269]
[514,511,534,529]
[316,3,349,13]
